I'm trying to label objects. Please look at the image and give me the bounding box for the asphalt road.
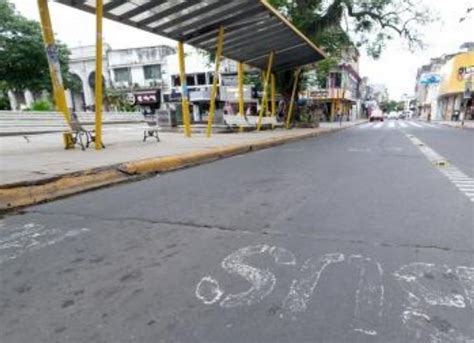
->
[1,121,473,343]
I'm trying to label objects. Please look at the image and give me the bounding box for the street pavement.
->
[0,120,473,342]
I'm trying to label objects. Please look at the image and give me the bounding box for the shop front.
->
[306,88,356,122]
[438,52,474,120]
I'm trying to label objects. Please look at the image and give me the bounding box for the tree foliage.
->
[0,0,73,93]
[269,0,433,58]
[267,0,434,103]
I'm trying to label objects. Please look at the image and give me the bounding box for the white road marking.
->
[399,122,408,128]
[359,123,375,129]
[0,222,90,265]
[374,122,384,129]
[405,134,474,203]
[283,253,345,313]
[349,255,384,336]
[269,246,297,265]
[402,310,474,342]
[457,267,474,305]
[408,122,422,128]
[394,263,467,308]
[195,276,223,305]
[220,245,276,308]
[388,121,396,128]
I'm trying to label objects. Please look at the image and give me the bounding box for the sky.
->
[11,0,474,100]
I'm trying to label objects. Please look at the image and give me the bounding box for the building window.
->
[330,72,342,88]
[172,75,180,87]
[208,73,215,85]
[144,64,161,80]
[197,73,206,85]
[114,68,130,83]
[187,75,196,86]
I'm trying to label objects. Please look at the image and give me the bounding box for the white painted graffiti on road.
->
[196,245,474,339]
[195,245,296,309]
[0,222,90,265]
[394,263,474,342]
[220,245,277,308]
[349,255,385,336]
[283,253,344,313]
[394,263,468,309]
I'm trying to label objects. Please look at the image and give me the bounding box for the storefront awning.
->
[55,0,326,71]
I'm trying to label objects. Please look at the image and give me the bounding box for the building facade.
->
[414,43,474,121]
[304,46,362,121]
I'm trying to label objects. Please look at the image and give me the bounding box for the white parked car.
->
[388,112,399,120]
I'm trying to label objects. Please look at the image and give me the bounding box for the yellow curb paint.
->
[0,169,126,210]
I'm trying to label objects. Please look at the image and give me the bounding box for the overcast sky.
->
[11,0,474,100]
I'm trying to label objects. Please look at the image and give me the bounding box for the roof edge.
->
[259,0,327,59]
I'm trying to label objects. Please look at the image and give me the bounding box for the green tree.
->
[0,0,73,95]
[267,0,434,112]
[380,100,402,113]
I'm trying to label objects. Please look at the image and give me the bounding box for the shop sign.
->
[420,74,441,85]
[458,66,474,81]
[134,90,160,105]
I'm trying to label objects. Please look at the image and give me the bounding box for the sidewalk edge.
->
[0,126,355,212]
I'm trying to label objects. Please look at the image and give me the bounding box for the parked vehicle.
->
[369,109,384,122]
[388,112,399,120]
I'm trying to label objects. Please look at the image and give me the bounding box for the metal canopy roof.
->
[55,0,326,71]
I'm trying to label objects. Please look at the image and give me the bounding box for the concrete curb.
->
[439,122,474,130]
[0,125,357,212]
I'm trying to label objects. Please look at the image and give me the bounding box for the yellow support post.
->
[178,41,192,137]
[286,68,301,129]
[37,0,71,127]
[238,61,245,116]
[95,0,104,150]
[271,73,276,129]
[206,26,225,138]
[238,61,245,133]
[271,73,276,117]
[257,52,274,131]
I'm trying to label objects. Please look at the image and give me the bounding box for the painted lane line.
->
[408,122,423,128]
[374,122,384,129]
[388,122,396,128]
[399,122,408,128]
[405,133,474,203]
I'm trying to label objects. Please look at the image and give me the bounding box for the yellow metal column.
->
[37,0,71,126]
[94,0,104,150]
[206,26,225,138]
[238,61,245,133]
[271,73,276,118]
[238,61,245,116]
[286,68,301,129]
[271,73,276,129]
[257,52,274,131]
[178,41,192,137]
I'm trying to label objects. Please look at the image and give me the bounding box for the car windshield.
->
[1,1,473,342]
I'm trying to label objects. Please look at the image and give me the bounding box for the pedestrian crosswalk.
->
[405,133,474,203]
[358,121,439,130]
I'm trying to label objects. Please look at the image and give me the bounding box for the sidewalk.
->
[1,121,359,186]
[438,120,474,129]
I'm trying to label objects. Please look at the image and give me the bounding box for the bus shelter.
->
[39,0,326,149]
